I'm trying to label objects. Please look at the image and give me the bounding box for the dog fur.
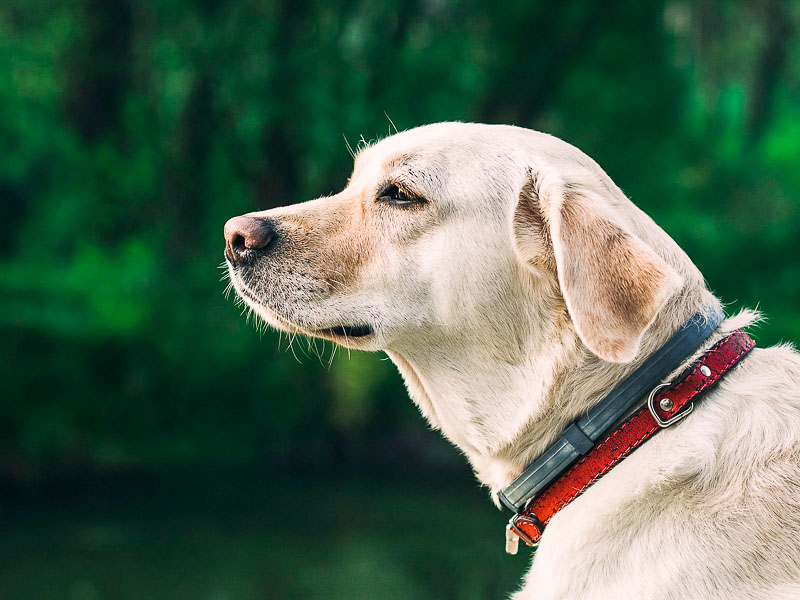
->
[224,123,800,599]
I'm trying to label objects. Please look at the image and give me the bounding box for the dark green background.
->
[1,1,799,598]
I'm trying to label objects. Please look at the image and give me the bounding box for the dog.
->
[223,123,800,599]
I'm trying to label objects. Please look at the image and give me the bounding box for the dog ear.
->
[513,171,683,363]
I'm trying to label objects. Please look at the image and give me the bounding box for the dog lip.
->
[229,276,374,340]
[314,324,374,338]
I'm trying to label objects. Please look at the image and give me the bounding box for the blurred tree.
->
[64,0,134,143]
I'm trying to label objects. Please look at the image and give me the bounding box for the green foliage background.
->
[2,0,799,481]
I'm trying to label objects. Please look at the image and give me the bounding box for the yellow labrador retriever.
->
[223,123,800,599]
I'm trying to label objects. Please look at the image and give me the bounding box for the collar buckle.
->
[647,381,694,427]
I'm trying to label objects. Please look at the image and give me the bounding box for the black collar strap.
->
[499,309,724,512]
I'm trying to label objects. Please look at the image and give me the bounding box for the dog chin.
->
[265,308,382,350]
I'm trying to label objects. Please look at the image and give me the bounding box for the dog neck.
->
[386,285,723,500]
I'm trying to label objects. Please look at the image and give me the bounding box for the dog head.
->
[224,122,687,364]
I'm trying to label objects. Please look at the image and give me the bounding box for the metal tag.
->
[505,523,519,555]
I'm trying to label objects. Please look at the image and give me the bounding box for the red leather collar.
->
[505,329,755,553]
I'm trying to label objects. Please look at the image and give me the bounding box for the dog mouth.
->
[232,280,375,341]
[312,324,374,339]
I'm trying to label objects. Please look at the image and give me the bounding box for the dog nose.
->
[224,215,277,263]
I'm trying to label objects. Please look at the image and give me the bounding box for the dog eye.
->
[377,184,422,207]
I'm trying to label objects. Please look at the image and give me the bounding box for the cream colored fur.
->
[225,123,800,599]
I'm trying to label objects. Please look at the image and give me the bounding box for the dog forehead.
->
[360,122,513,165]
[351,123,530,199]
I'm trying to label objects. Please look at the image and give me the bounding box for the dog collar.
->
[502,314,755,554]
[499,312,724,512]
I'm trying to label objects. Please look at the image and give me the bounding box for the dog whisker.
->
[343,134,356,159]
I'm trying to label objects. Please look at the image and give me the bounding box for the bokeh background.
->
[2,1,799,598]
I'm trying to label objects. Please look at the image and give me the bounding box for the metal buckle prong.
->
[647,381,694,428]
